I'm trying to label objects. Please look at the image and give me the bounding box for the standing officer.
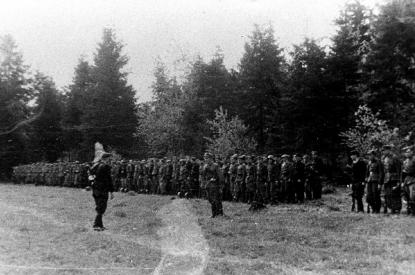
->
[350,152,367,212]
[292,154,305,203]
[201,153,224,218]
[366,149,384,213]
[90,151,114,231]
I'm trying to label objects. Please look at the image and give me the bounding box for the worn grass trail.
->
[154,199,209,275]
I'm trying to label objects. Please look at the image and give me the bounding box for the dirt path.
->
[153,199,210,275]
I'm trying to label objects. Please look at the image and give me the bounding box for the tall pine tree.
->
[0,35,32,176]
[238,25,286,152]
[80,29,137,158]
[30,73,64,162]
[63,58,92,159]
[363,0,415,134]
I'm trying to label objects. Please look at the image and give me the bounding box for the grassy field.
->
[0,183,414,275]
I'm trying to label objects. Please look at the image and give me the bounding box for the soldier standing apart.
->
[202,153,224,218]
[90,150,114,231]
[366,150,384,213]
[350,152,367,212]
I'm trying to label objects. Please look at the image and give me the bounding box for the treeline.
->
[1,0,414,178]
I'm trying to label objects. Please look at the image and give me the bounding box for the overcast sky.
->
[0,0,381,102]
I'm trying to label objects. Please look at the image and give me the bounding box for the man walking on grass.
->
[90,143,114,231]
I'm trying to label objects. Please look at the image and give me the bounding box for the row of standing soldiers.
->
[13,161,89,188]
[108,152,324,205]
[12,151,325,206]
[349,147,415,215]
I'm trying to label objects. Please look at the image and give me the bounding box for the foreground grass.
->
[0,183,414,274]
[190,189,415,275]
[0,184,172,275]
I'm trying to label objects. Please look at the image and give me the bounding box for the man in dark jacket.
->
[90,152,114,231]
[350,152,367,212]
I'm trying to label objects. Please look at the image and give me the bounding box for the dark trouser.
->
[270,181,278,204]
[305,179,312,200]
[295,179,304,203]
[312,179,322,199]
[384,181,402,213]
[279,178,289,202]
[403,182,415,215]
[246,185,255,204]
[234,181,243,202]
[93,191,109,228]
[207,187,223,217]
[151,176,158,194]
[286,181,296,203]
[367,181,381,213]
[352,182,364,212]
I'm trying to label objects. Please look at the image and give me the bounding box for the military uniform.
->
[292,156,305,203]
[256,158,268,206]
[383,154,401,213]
[245,158,257,204]
[202,156,224,217]
[366,157,384,213]
[351,157,367,212]
[90,159,114,230]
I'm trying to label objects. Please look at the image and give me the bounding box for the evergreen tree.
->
[139,61,185,156]
[363,0,415,133]
[238,25,286,152]
[63,58,92,159]
[80,28,137,158]
[181,51,237,155]
[30,73,64,162]
[0,35,32,176]
[284,39,330,153]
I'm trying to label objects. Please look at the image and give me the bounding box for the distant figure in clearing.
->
[201,152,224,218]
[89,142,114,231]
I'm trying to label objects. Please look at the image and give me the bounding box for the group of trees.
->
[1,0,414,178]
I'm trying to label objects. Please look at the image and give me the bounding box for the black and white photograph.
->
[0,0,415,274]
